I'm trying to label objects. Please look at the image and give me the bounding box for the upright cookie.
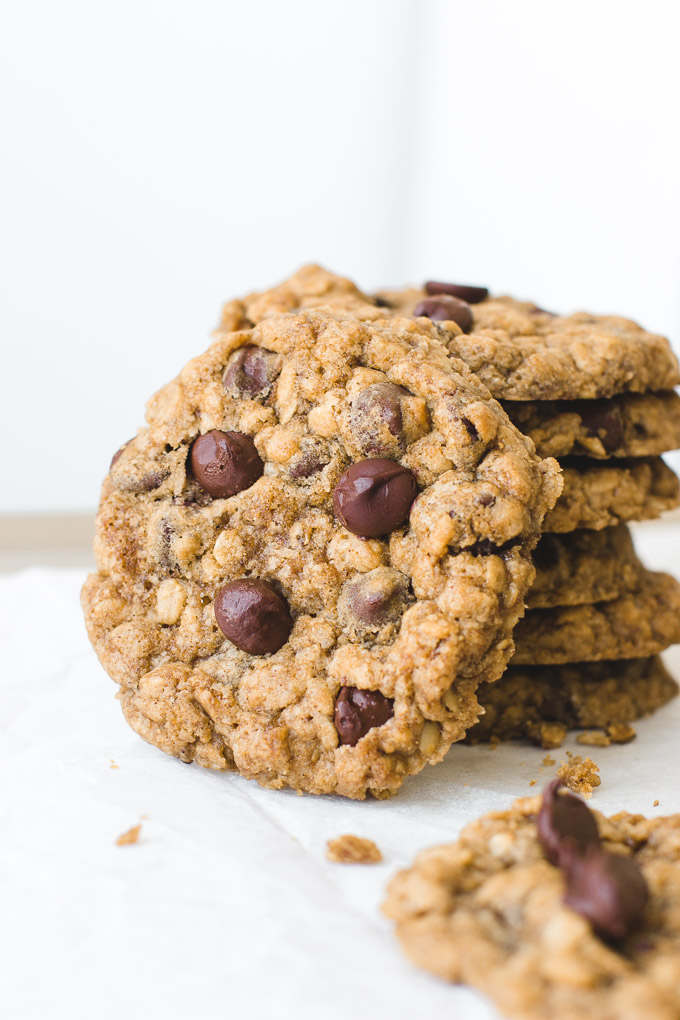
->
[383,795,680,1019]
[83,308,560,798]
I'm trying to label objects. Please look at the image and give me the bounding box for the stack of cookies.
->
[218,266,680,748]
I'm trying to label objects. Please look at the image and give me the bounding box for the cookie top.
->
[83,308,560,799]
[513,570,680,665]
[383,796,680,1019]
[218,265,680,402]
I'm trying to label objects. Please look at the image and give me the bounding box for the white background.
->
[1,0,680,513]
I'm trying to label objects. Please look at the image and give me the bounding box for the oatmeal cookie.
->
[529,525,642,609]
[383,796,680,1019]
[467,656,678,745]
[218,266,680,401]
[513,571,680,665]
[504,391,680,460]
[82,308,560,799]
[542,457,679,533]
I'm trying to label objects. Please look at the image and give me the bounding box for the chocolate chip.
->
[334,686,394,746]
[350,382,407,457]
[424,281,489,304]
[223,345,280,398]
[289,453,325,479]
[563,846,649,941]
[373,295,393,308]
[333,458,418,538]
[214,579,292,654]
[537,780,601,866]
[190,430,263,499]
[413,296,473,333]
[139,471,166,491]
[577,400,624,454]
[339,567,410,629]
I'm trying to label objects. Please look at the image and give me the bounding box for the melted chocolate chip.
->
[223,345,280,398]
[190,430,263,499]
[333,458,418,538]
[334,686,394,746]
[339,567,410,629]
[413,295,473,332]
[214,579,292,655]
[424,280,489,304]
[577,400,625,454]
[537,780,601,866]
[350,382,407,457]
[563,846,649,941]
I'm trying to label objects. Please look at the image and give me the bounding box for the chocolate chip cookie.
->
[504,391,680,460]
[467,656,678,745]
[219,265,680,402]
[82,308,561,798]
[529,525,642,609]
[383,793,680,1019]
[513,570,680,666]
[542,457,679,533]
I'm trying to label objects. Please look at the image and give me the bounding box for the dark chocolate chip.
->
[460,415,479,441]
[413,296,473,333]
[334,686,394,746]
[466,539,502,556]
[350,382,407,457]
[340,567,410,628]
[577,400,625,454]
[288,453,325,479]
[214,578,292,655]
[223,345,280,398]
[190,430,263,499]
[373,295,393,308]
[110,440,132,469]
[536,780,601,866]
[333,458,418,538]
[476,492,496,508]
[563,846,649,941]
[424,280,489,304]
[139,471,166,491]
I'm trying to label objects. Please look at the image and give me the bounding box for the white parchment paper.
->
[2,522,679,1020]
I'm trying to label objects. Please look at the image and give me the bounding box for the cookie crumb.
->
[542,754,556,767]
[116,824,142,846]
[654,799,660,807]
[606,722,636,744]
[577,730,611,747]
[109,760,119,769]
[326,834,382,864]
[529,780,537,787]
[528,721,567,749]
[557,754,601,798]
[489,736,500,750]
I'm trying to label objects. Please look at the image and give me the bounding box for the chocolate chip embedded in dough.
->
[334,686,394,746]
[339,567,410,632]
[190,430,263,499]
[563,846,649,941]
[223,345,281,398]
[333,458,418,538]
[424,280,489,304]
[214,578,292,654]
[536,779,601,866]
[413,296,473,333]
[350,382,409,457]
[577,400,625,454]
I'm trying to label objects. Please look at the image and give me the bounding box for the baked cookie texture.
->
[528,525,642,609]
[513,570,680,666]
[218,264,680,402]
[467,656,678,745]
[82,308,561,798]
[383,797,680,1019]
[504,391,680,460]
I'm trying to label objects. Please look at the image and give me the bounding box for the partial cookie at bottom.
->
[383,798,680,1020]
[466,656,678,745]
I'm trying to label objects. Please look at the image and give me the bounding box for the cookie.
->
[383,796,680,1019]
[542,457,679,533]
[504,391,680,460]
[82,308,561,799]
[218,266,680,401]
[529,525,642,609]
[513,570,680,666]
[467,656,678,745]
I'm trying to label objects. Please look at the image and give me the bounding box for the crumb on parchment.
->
[528,721,567,749]
[654,799,660,807]
[607,722,636,743]
[557,753,601,798]
[326,834,383,864]
[116,824,142,846]
[577,730,611,747]
[542,754,556,767]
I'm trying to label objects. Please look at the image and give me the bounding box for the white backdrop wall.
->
[1,0,679,512]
